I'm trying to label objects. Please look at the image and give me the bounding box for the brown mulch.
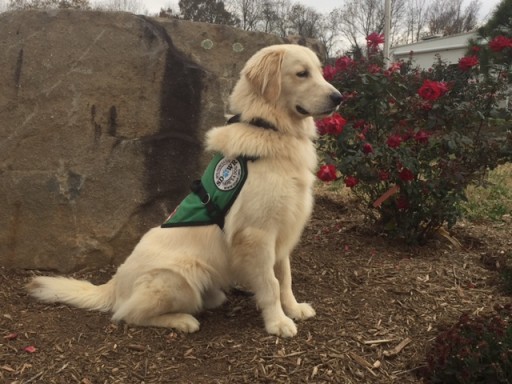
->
[1,191,511,383]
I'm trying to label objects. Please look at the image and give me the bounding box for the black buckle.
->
[190,180,225,229]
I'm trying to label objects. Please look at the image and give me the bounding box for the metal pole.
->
[383,0,391,67]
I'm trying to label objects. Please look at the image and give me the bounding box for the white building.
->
[390,31,478,68]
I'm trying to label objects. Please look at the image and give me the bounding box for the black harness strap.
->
[190,180,220,214]
[227,114,278,131]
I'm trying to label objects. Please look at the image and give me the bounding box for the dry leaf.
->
[3,333,18,340]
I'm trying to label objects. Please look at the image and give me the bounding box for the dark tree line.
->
[7,0,90,9]
[172,0,483,56]
[178,0,237,25]
[2,0,490,58]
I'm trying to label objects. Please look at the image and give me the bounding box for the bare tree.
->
[260,0,277,34]
[287,3,321,38]
[338,0,406,51]
[402,0,429,44]
[341,0,381,47]
[270,0,292,37]
[317,8,343,57]
[461,0,480,32]
[333,0,481,54]
[225,0,261,31]
[157,2,180,18]
[426,0,480,36]
[389,0,407,45]
[178,0,238,25]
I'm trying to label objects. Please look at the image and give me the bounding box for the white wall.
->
[390,32,477,68]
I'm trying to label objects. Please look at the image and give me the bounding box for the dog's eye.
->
[296,70,309,78]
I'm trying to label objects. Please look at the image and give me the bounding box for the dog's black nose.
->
[330,91,343,106]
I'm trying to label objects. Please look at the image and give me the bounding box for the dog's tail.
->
[27,276,116,312]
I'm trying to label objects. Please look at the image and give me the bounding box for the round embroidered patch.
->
[213,157,243,191]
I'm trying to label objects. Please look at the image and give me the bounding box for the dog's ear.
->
[244,49,284,103]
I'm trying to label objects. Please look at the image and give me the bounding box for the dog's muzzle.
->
[297,91,343,116]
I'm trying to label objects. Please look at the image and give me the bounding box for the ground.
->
[1,191,511,384]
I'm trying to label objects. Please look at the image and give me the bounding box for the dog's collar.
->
[227,114,278,131]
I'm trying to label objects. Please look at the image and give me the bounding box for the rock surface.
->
[0,9,323,271]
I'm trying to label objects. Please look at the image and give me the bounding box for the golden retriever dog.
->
[27,44,342,338]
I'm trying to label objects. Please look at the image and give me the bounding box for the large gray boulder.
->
[0,9,324,272]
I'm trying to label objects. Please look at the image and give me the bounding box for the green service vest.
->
[161,153,249,229]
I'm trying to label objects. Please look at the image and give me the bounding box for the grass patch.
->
[315,179,353,198]
[463,163,512,222]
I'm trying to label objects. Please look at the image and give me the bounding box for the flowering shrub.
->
[421,304,512,383]
[489,35,512,52]
[458,55,479,71]
[317,33,512,242]
[317,164,337,182]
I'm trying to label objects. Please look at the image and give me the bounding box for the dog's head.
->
[231,44,342,120]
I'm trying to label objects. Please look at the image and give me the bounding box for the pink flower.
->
[368,64,381,74]
[414,130,430,144]
[418,79,448,101]
[489,35,512,52]
[367,32,385,48]
[399,168,415,182]
[323,65,337,81]
[386,135,402,148]
[388,62,402,72]
[362,143,374,154]
[317,164,337,182]
[458,55,479,71]
[344,176,359,188]
[316,113,347,135]
[335,56,354,71]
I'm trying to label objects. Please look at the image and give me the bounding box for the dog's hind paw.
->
[265,316,297,338]
[285,303,316,321]
[203,289,227,309]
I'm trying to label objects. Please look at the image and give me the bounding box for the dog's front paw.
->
[265,316,297,338]
[172,314,200,333]
[285,303,316,320]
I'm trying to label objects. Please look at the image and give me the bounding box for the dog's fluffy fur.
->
[27,44,341,337]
